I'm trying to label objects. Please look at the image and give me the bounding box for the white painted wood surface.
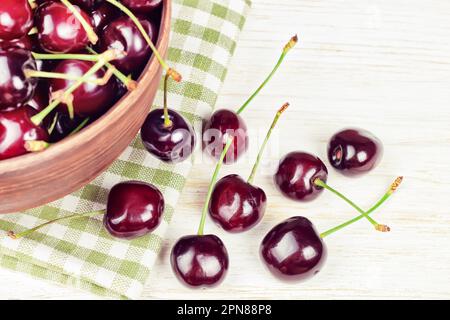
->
[1,0,450,299]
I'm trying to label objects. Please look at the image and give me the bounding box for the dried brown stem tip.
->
[7,231,17,239]
[389,176,404,194]
[284,35,299,52]
[168,68,182,82]
[278,102,290,114]
[376,224,391,232]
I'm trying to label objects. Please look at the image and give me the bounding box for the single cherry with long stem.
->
[203,35,297,164]
[8,180,165,240]
[141,73,196,163]
[170,138,234,288]
[208,103,289,232]
[261,177,403,281]
[274,151,392,232]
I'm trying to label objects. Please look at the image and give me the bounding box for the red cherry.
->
[203,109,249,165]
[35,2,93,53]
[260,216,327,281]
[97,16,157,75]
[0,36,32,51]
[0,106,49,160]
[91,3,121,32]
[49,59,117,117]
[0,0,33,41]
[0,48,38,110]
[328,128,383,176]
[209,174,266,232]
[104,181,165,239]
[274,152,328,202]
[171,235,229,288]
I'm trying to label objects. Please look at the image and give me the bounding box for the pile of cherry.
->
[0,0,178,160]
[5,8,402,287]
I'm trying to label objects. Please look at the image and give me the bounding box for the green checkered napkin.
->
[0,0,251,299]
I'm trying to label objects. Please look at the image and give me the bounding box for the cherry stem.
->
[86,47,137,91]
[30,50,120,126]
[163,73,173,128]
[247,102,289,184]
[7,209,105,240]
[319,177,403,238]
[236,35,298,115]
[24,140,50,152]
[28,27,38,35]
[314,178,380,228]
[105,0,182,82]
[197,137,234,236]
[60,0,98,45]
[28,0,37,9]
[69,117,90,136]
[32,52,103,62]
[25,69,109,85]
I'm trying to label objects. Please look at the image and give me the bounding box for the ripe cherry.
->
[261,216,327,281]
[0,0,33,41]
[274,152,328,202]
[0,36,32,51]
[8,180,166,240]
[203,36,297,164]
[35,2,94,53]
[49,59,117,117]
[208,103,289,232]
[98,16,157,75]
[121,0,162,14]
[141,74,196,163]
[171,235,229,288]
[45,111,86,143]
[328,128,383,176]
[0,48,38,110]
[261,177,403,281]
[104,181,165,239]
[0,106,49,160]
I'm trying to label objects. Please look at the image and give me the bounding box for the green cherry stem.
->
[30,49,120,126]
[163,73,173,128]
[106,0,181,82]
[24,69,108,85]
[28,0,37,9]
[86,47,137,91]
[236,35,298,115]
[32,52,103,62]
[7,210,105,240]
[319,176,403,238]
[60,0,98,45]
[247,102,289,184]
[69,117,90,136]
[197,137,234,236]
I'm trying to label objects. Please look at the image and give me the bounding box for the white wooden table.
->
[1,0,450,299]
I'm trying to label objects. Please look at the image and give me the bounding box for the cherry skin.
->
[121,0,163,13]
[203,109,249,164]
[328,128,383,176]
[0,36,32,51]
[49,59,117,117]
[28,82,50,112]
[0,106,49,160]
[260,216,327,281]
[45,111,85,143]
[209,174,266,232]
[0,0,33,41]
[0,48,38,110]
[171,234,229,288]
[274,152,328,202]
[98,16,157,76]
[104,181,165,239]
[141,109,196,163]
[35,2,93,53]
[91,3,121,32]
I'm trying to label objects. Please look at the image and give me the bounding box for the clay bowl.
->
[0,1,171,214]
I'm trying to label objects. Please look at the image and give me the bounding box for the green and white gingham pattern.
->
[0,0,251,299]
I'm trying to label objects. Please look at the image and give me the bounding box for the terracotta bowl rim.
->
[0,0,171,172]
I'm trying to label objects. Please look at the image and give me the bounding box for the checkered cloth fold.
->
[0,0,250,299]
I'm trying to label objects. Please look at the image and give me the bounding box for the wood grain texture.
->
[1,0,449,299]
[0,0,171,214]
